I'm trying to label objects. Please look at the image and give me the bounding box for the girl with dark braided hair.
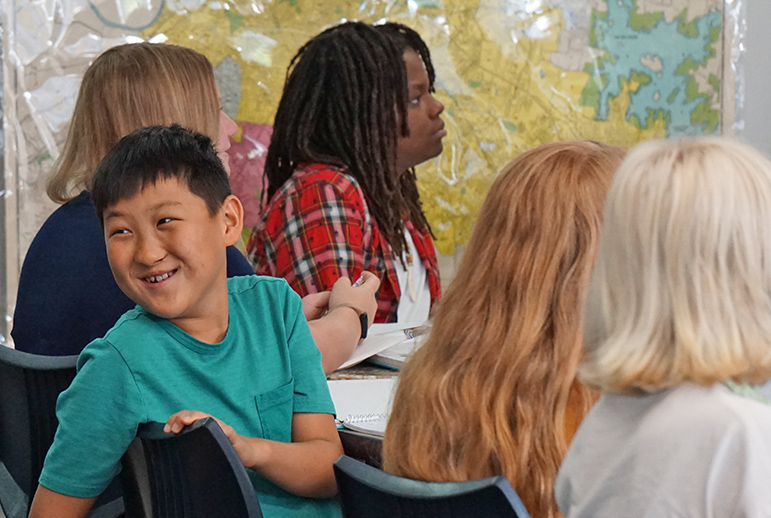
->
[247,21,445,325]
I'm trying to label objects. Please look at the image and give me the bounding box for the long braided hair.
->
[264,21,431,258]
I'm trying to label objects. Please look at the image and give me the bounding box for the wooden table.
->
[327,362,397,380]
[338,428,383,468]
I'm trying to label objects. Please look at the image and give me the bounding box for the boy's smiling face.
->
[103,177,243,341]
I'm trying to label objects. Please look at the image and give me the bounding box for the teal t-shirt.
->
[40,275,340,518]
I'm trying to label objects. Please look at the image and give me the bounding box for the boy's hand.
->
[164,410,266,468]
[165,411,341,498]
[328,271,379,326]
[301,291,332,321]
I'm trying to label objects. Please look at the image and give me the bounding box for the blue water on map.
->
[591,0,721,135]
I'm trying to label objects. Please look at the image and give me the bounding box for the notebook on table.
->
[327,377,396,434]
[340,413,389,437]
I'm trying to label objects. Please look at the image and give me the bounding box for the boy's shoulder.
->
[97,306,159,348]
[75,307,157,371]
[226,273,294,297]
[226,275,303,313]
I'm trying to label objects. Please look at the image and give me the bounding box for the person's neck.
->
[174,314,230,344]
[168,279,230,344]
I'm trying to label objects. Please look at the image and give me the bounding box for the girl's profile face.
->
[395,49,446,172]
[216,87,238,175]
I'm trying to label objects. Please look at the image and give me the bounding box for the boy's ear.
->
[221,195,244,247]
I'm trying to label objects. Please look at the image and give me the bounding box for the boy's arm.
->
[246,412,342,497]
[165,411,343,497]
[33,340,145,512]
[29,486,96,518]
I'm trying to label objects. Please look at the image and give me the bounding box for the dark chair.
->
[333,455,531,518]
[0,345,123,518]
[120,418,263,518]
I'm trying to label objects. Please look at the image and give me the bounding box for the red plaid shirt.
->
[247,163,441,323]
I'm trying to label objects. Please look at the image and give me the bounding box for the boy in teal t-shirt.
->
[29,125,343,518]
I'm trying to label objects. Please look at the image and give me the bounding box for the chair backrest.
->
[120,418,263,518]
[0,345,124,518]
[334,455,531,518]
[0,345,79,508]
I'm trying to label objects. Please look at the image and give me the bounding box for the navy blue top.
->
[12,191,255,356]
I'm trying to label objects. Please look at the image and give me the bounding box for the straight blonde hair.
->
[383,141,625,518]
[47,42,220,203]
[581,137,771,393]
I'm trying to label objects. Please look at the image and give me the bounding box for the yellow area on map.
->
[145,0,668,254]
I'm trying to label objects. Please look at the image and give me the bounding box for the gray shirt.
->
[556,383,771,518]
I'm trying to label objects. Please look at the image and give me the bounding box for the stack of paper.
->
[337,322,429,370]
[337,329,411,370]
[369,338,420,370]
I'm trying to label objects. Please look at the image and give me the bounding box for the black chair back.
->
[334,455,531,518]
[0,345,78,505]
[0,345,123,518]
[121,418,262,518]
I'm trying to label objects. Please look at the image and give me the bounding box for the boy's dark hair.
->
[91,124,231,224]
[264,21,432,258]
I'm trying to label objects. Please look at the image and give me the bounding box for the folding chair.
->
[334,455,530,518]
[0,345,123,518]
[120,418,262,518]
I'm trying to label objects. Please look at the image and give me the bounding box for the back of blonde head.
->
[581,137,771,393]
[47,42,220,203]
[383,140,625,518]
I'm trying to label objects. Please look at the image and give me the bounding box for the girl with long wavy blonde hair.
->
[383,140,625,518]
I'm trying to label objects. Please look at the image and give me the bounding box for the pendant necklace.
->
[405,252,417,302]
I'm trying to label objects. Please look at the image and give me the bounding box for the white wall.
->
[740,0,771,156]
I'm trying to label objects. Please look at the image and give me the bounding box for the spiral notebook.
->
[341,413,389,437]
[327,378,395,437]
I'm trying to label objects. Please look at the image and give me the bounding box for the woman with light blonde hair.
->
[13,42,377,373]
[556,137,771,518]
[46,43,223,203]
[383,140,625,518]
